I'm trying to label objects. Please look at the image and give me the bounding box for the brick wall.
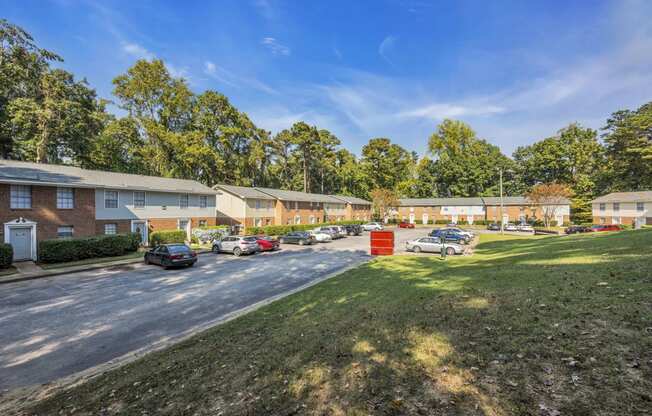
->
[0,183,95,241]
[95,219,132,235]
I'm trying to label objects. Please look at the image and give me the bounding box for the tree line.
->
[2,19,651,223]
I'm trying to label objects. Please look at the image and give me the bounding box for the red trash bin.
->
[370,230,394,255]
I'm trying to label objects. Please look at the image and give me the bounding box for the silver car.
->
[212,235,260,256]
[405,237,464,255]
[315,226,343,239]
[362,222,383,231]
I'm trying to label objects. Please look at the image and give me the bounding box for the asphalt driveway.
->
[0,229,429,392]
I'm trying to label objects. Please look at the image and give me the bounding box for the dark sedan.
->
[279,231,316,245]
[487,223,501,231]
[564,225,593,234]
[429,229,471,245]
[144,244,197,268]
[344,224,362,235]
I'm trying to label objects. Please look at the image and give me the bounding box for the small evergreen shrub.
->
[0,243,13,269]
[39,233,141,264]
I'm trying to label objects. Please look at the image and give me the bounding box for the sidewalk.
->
[0,249,213,285]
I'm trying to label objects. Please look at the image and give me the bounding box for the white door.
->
[467,215,474,224]
[131,221,148,245]
[422,213,428,224]
[409,213,415,224]
[635,216,644,229]
[10,227,32,261]
[451,215,458,224]
[178,219,190,240]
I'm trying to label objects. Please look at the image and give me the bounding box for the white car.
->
[405,237,464,255]
[362,222,383,231]
[516,224,534,232]
[504,223,519,231]
[445,227,474,239]
[309,230,332,242]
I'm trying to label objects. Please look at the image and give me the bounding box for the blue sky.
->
[5,0,652,156]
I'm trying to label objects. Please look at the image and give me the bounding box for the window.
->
[199,219,207,227]
[57,226,74,238]
[613,216,621,225]
[134,191,146,208]
[56,187,74,209]
[310,215,315,224]
[265,218,271,225]
[105,190,118,208]
[600,217,606,224]
[599,203,605,212]
[104,223,117,235]
[295,215,301,225]
[178,219,189,231]
[255,218,262,227]
[637,202,645,212]
[255,199,261,209]
[200,195,207,209]
[179,194,189,209]
[10,185,31,209]
[613,202,620,212]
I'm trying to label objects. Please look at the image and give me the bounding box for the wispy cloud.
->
[203,60,278,94]
[378,35,397,65]
[261,37,291,56]
[398,103,505,120]
[122,42,155,60]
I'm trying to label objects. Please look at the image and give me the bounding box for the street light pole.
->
[499,168,504,235]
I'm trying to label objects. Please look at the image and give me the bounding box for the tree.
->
[360,138,413,191]
[428,119,518,197]
[526,183,573,228]
[369,188,399,221]
[602,102,652,192]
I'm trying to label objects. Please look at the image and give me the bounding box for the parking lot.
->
[0,228,431,392]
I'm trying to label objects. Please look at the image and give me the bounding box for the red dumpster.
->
[370,230,394,256]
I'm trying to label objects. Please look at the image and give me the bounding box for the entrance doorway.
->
[131,220,148,245]
[4,219,37,261]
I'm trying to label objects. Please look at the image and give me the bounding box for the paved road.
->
[0,228,425,391]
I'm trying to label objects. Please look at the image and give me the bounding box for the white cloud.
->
[398,103,505,120]
[261,37,291,56]
[122,42,155,60]
[378,35,397,65]
[203,60,278,94]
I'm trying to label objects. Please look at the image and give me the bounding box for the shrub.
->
[192,227,229,243]
[0,243,12,269]
[245,220,365,236]
[457,220,469,225]
[150,230,187,246]
[473,220,487,225]
[38,233,141,264]
[415,219,423,225]
[435,219,449,224]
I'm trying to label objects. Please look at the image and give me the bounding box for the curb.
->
[0,250,214,285]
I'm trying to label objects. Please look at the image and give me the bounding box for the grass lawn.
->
[39,251,144,270]
[27,231,651,415]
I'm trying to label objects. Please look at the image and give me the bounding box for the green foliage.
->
[361,138,414,192]
[149,230,187,246]
[0,243,13,268]
[246,220,365,236]
[38,233,140,264]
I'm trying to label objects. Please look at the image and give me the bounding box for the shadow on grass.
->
[24,230,652,415]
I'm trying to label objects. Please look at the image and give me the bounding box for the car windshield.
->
[242,237,258,242]
[168,245,190,253]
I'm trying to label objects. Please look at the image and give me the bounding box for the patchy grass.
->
[0,265,17,277]
[26,230,652,415]
[38,251,143,270]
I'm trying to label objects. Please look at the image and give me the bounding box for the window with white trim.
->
[613,202,620,212]
[599,203,605,211]
[57,226,74,238]
[105,190,118,208]
[134,191,146,208]
[10,185,31,209]
[179,194,189,209]
[310,215,315,224]
[255,218,262,227]
[637,202,644,212]
[294,215,301,224]
[104,223,117,235]
[56,187,74,209]
[255,199,261,209]
[200,195,208,209]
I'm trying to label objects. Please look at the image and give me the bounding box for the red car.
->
[591,224,621,232]
[255,236,280,251]
[398,221,415,229]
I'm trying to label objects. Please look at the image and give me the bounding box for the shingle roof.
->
[214,184,276,200]
[331,195,372,205]
[0,159,216,194]
[255,187,344,203]
[481,196,529,205]
[399,197,484,206]
[592,191,652,203]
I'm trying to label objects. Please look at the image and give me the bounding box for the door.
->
[10,227,32,261]
[131,221,147,245]
[451,215,458,224]
[178,219,190,239]
[422,214,428,225]
[409,213,415,224]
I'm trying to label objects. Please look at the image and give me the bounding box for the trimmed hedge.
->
[0,243,13,269]
[38,233,141,264]
[150,230,187,246]
[246,220,365,236]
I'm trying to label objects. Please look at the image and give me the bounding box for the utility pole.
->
[499,168,504,235]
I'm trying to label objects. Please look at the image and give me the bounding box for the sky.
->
[4,0,652,156]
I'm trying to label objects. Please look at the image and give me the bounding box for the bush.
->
[457,220,468,225]
[39,232,141,264]
[435,219,449,224]
[245,220,365,236]
[0,243,12,269]
[415,219,423,225]
[192,226,229,243]
[473,220,487,225]
[150,230,187,246]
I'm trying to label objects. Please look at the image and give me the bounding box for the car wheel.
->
[446,247,455,256]
[413,246,421,253]
[144,256,150,265]
[299,239,305,246]
[188,262,195,268]
[212,245,219,253]
[233,247,242,256]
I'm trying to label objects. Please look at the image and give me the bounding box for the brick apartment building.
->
[214,184,371,227]
[591,191,652,227]
[1,160,217,261]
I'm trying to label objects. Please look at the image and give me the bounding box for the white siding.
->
[440,205,485,216]
[245,199,275,218]
[216,192,247,219]
[95,189,216,220]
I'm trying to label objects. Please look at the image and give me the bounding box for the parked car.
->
[344,224,362,235]
[445,226,475,239]
[308,229,333,242]
[487,223,501,231]
[279,231,316,245]
[212,235,261,256]
[313,226,342,239]
[405,237,464,255]
[255,235,280,251]
[591,224,621,232]
[398,221,415,229]
[145,244,197,268]
[429,229,471,245]
[565,225,593,234]
[516,224,534,232]
[504,223,519,231]
[362,222,383,231]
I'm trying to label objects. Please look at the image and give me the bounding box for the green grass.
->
[26,230,652,415]
[39,251,143,270]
